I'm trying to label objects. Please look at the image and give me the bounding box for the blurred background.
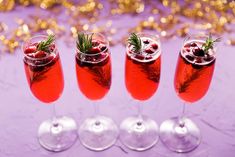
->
[0,0,234,53]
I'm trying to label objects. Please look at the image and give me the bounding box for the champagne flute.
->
[120,33,161,151]
[160,34,219,152]
[75,32,118,151]
[23,35,78,152]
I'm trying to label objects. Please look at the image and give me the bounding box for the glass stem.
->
[179,102,186,127]
[137,102,143,125]
[52,104,58,127]
[94,101,100,125]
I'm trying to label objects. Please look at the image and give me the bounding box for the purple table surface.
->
[0,4,235,157]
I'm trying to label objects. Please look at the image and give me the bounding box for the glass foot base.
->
[120,116,159,151]
[79,116,118,151]
[159,117,201,153]
[38,116,78,152]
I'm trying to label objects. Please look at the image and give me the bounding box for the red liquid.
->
[24,54,64,103]
[174,53,215,103]
[75,54,111,100]
[125,55,161,100]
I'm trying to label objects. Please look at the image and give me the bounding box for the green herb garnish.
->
[37,34,55,53]
[202,34,221,53]
[178,69,202,93]
[76,33,93,53]
[128,33,142,53]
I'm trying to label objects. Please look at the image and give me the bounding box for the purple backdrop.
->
[0,3,235,157]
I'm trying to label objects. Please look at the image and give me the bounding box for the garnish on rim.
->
[128,33,142,53]
[76,32,93,53]
[201,34,221,54]
[37,34,55,53]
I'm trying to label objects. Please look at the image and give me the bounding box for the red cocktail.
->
[75,42,111,100]
[120,33,161,151]
[23,35,78,152]
[174,41,215,103]
[160,34,219,153]
[75,32,118,151]
[24,43,64,103]
[125,39,161,100]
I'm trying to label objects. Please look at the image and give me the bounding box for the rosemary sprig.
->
[37,34,55,53]
[141,64,160,83]
[202,34,221,53]
[178,69,202,93]
[76,33,93,53]
[30,70,48,87]
[128,33,142,53]
[91,66,111,89]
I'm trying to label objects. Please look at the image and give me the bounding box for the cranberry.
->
[86,56,96,62]
[151,43,158,50]
[24,45,36,54]
[92,57,96,62]
[89,47,100,54]
[92,41,99,47]
[34,51,47,58]
[204,55,214,62]
[86,56,93,62]
[185,55,194,61]
[185,48,190,52]
[27,53,35,58]
[99,44,107,52]
[135,54,145,60]
[143,40,149,44]
[95,53,106,62]
[195,57,202,63]
[145,48,155,54]
[43,55,54,63]
[145,56,153,60]
[34,60,44,65]
[190,42,197,47]
[99,53,107,59]
[193,47,205,57]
